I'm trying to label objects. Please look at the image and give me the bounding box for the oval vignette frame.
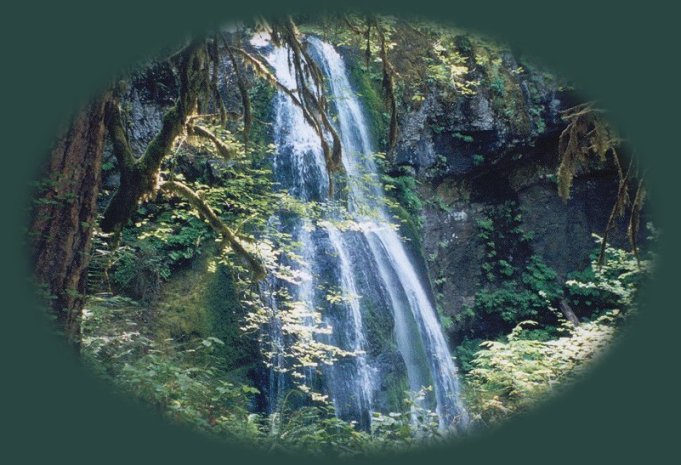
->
[5,1,676,464]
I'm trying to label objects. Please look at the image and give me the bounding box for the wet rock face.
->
[515,175,625,277]
[101,58,244,191]
[414,138,627,339]
[393,35,568,181]
[385,39,628,337]
[125,88,166,158]
[101,62,174,190]
[372,351,408,412]
[421,192,484,327]
[393,94,439,170]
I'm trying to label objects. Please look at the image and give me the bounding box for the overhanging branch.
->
[159,180,266,279]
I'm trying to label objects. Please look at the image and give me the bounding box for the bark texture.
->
[30,96,109,343]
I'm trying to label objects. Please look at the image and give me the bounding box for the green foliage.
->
[471,40,531,134]
[247,74,277,145]
[118,343,261,438]
[81,292,457,456]
[107,202,211,302]
[263,404,367,455]
[425,37,478,97]
[565,234,653,315]
[360,298,397,357]
[382,171,424,237]
[471,266,555,326]
[461,236,653,426]
[256,386,447,456]
[465,312,621,425]
[461,202,560,337]
[454,338,482,374]
[368,388,443,448]
[489,76,506,97]
[82,295,261,439]
[453,132,474,143]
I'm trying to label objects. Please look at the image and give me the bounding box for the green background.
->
[2,0,678,463]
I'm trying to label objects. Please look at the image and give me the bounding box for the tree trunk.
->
[30,95,109,345]
[559,299,580,326]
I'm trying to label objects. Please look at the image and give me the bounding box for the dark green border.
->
[3,1,678,463]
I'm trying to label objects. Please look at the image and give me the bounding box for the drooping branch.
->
[627,177,646,267]
[556,103,646,268]
[229,43,343,188]
[276,18,343,172]
[596,153,632,267]
[208,35,227,124]
[231,46,327,141]
[557,103,604,201]
[224,37,252,150]
[159,180,266,279]
[343,14,368,36]
[189,124,236,160]
[100,36,268,281]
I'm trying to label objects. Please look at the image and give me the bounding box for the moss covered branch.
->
[189,124,236,160]
[223,35,252,150]
[101,39,209,233]
[230,43,343,193]
[556,103,645,267]
[159,180,266,279]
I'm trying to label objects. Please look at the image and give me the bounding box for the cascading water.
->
[259,35,468,432]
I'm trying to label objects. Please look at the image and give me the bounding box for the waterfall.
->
[259,35,468,432]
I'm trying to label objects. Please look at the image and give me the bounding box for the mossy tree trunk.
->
[103,38,266,278]
[30,95,110,345]
[100,39,208,233]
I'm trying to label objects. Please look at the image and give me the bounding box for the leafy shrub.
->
[97,199,213,303]
[566,234,653,317]
[118,340,261,439]
[465,312,621,425]
[463,236,653,426]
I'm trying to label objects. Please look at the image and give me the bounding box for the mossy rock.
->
[152,248,259,372]
[153,258,214,341]
[205,263,260,373]
[362,297,396,357]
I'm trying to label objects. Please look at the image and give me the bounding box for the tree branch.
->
[230,44,343,184]
[190,124,236,160]
[103,100,135,170]
[159,180,266,279]
[222,34,252,150]
[101,39,208,233]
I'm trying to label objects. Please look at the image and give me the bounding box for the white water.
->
[261,35,467,432]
